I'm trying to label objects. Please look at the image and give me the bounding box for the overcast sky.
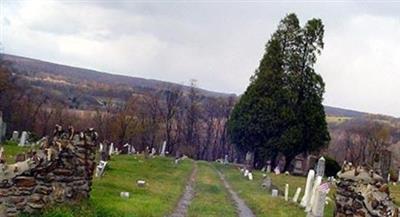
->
[1,0,400,116]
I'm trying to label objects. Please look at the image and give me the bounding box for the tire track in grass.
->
[217,170,256,217]
[170,163,198,217]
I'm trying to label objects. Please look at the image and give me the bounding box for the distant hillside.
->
[3,54,234,99]
[323,105,367,118]
[1,53,385,119]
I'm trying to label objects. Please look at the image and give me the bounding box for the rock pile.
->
[335,167,399,217]
[0,126,98,217]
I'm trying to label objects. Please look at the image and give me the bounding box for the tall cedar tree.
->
[228,13,330,170]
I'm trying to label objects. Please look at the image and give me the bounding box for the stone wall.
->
[335,167,399,217]
[0,127,98,217]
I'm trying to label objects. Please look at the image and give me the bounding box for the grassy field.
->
[188,162,236,217]
[215,163,335,217]
[90,155,194,217]
[2,140,34,163]
[326,115,352,124]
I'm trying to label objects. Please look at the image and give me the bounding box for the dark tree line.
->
[0,56,237,161]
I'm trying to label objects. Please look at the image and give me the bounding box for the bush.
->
[324,156,341,177]
[3,140,18,146]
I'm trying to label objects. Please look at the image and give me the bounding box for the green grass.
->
[188,162,236,217]
[215,164,335,217]
[90,155,194,217]
[1,140,34,163]
[326,116,352,124]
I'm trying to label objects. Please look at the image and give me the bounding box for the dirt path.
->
[217,170,256,217]
[170,163,198,217]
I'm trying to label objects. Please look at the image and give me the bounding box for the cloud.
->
[2,0,400,116]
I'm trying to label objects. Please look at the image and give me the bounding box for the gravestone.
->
[271,189,278,197]
[284,184,289,201]
[292,187,302,203]
[95,160,108,177]
[224,154,229,164]
[19,131,28,146]
[292,157,304,175]
[381,150,392,183]
[109,143,115,155]
[245,151,254,168]
[306,176,322,212]
[12,131,19,141]
[160,141,167,156]
[120,192,130,199]
[266,160,271,173]
[301,170,315,207]
[262,176,272,189]
[274,167,280,175]
[248,172,253,181]
[316,157,325,177]
[308,183,329,217]
[137,180,146,187]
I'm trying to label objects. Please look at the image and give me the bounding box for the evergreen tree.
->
[228,13,330,169]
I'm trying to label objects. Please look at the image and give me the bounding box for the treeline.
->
[0,59,238,161]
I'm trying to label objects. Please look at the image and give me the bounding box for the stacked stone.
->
[0,127,98,217]
[335,168,399,217]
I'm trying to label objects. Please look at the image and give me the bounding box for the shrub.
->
[324,156,341,177]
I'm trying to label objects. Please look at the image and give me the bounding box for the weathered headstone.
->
[271,189,278,197]
[120,192,130,199]
[137,180,146,187]
[266,161,271,173]
[308,183,329,217]
[248,172,253,181]
[316,157,325,177]
[274,167,280,175]
[262,176,272,189]
[160,141,167,156]
[19,131,28,146]
[12,131,19,141]
[292,157,304,175]
[244,169,249,177]
[224,154,229,164]
[109,143,114,156]
[300,169,315,207]
[284,184,289,201]
[95,160,108,177]
[292,187,302,203]
[306,176,322,212]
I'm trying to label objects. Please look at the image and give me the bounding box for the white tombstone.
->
[398,169,400,183]
[244,169,249,177]
[274,167,280,175]
[95,161,108,177]
[224,154,229,164]
[0,147,4,160]
[316,157,326,177]
[160,141,167,156]
[12,131,19,141]
[19,131,28,146]
[271,189,278,197]
[308,183,329,217]
[150,147,156,156]
[306,176,322,212]
[300,169,315,207]
[292,187,302,203]
[266,165,271,173]
[120,192,130,198]
[109,143,114,156]
[99,143,104,152]
[248,172,253,181]
[137,180,146,187]
[284,184,289,201]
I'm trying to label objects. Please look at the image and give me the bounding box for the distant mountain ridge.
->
[0,53,386,118]
[3,54,234,99]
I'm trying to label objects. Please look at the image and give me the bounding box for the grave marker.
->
[284,184,289,201]
[160,141,167,156]
[19,131,28,146]
[300,169,315,207]
[316,157,325,177]
[292,187,302,203]
[12,131,19,141]
[271,189,278,197]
